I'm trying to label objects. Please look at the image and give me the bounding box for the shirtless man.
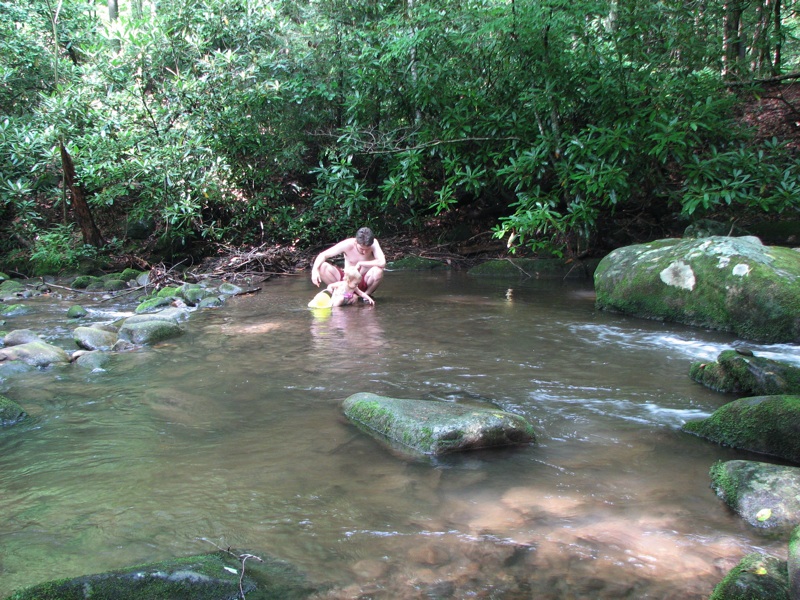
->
[311,227,386,295]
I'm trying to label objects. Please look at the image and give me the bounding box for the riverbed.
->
[1,271,797,598]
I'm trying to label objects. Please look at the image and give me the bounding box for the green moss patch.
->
[683,395,800,463]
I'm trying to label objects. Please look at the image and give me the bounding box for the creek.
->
[1,271,799,598]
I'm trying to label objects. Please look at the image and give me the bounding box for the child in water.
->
[326,266,375,306]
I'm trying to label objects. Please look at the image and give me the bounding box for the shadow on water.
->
[1,271,798,598]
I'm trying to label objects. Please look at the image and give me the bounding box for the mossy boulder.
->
[156,286,181,298]
[178,284,215,306]
[343,392,537,456]
[469,258,598,279]
[118,319,182,345]
[0,393,27,426]
[789,526,800,598]
[388,256,450,271]
[0,340,70,367]
[0,279,25,297]
[594,236,800,343]
[73,326,119,351]
[690,350,800,395]
[4,550,317,600]
[683,395,800,463]
[3,329,42,347]
[0,304,30,317]
[71,275,101,290]
[709,553,789,600]
[66,305,88,319]
[709,460,800,531]
[198,295,225,308]
[135,296,173,313]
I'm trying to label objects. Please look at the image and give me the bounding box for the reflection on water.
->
[0,272,797,598]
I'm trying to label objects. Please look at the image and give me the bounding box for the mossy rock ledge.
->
[343,392,536,456]
[594,235,800,343]
[709,460,800,531]
[469,258,599,279]
[709,552,790,600]
[3,550,318,600]
[690,350,800,395]
[683,395,800,463]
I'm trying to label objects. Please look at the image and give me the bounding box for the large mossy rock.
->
[388,256,450,271]
[4,550,317,600]
[710,460,800,531]
[0,393,27,427]
[790,526,800,598]
[0,340,70,367]
[594,236,800,343]
[683,395,800,463]
[690,350,800,395]
[709,553,790,600]
[343,392,536,455]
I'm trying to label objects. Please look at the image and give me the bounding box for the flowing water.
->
[1,271,799,599]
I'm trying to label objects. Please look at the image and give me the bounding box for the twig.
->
[504,257,532,278]
[199,538,265,600]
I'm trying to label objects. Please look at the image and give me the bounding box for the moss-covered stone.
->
[388,256,450,271]
[0,393,27,426]
[469,258,598,279]
[120,268,142,281]
[4,550,317,600]
[691,350,800,395]
[709,460,800,531]
[683,395,800,463]
[0,280,25,296]
[789,526,800,599]
[343,392,536,456]
[156,286,180,298]
[71,275,101,290]
[0,340,70,367]
[66,305,88,319]
[218,282,243,295]
[118,319,182,345]
[73,326,119,351]
[0,304,29,317]
[594,236,800,343]
[709,552,789,600]
[134,296,173,313]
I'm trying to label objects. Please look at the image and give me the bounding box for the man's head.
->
[355,227,374,247]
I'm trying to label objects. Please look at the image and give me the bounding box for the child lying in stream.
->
[308,266,375,308]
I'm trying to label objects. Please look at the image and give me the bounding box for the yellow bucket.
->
[308,290,333,309]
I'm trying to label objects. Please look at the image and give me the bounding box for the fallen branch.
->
[200,538,265,600]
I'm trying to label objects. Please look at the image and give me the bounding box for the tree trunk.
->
[59,141,105,247]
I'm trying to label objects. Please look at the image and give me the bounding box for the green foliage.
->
[2,0,800,264]
[29,223,97,274]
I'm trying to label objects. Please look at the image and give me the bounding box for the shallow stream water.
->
[1,271,799,598]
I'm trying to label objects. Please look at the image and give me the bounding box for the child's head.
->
[343,266,362,285]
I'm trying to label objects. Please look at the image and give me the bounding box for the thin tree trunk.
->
[59,141,105,247]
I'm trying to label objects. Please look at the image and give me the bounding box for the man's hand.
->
[311,268,321,287]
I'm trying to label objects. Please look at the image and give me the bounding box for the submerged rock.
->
[691,350,800,395]
[0,393,27,426]
[4,550,318,600]
[469,258,599,279]
[594,236,800,343]
[343,392,536,455]
[683,395,800,463]
[709,460,800,531]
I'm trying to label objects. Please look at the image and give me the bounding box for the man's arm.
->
[356,239,387,271]
[311,239,352,286]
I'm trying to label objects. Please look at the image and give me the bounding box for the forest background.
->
[2,0,800,276]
